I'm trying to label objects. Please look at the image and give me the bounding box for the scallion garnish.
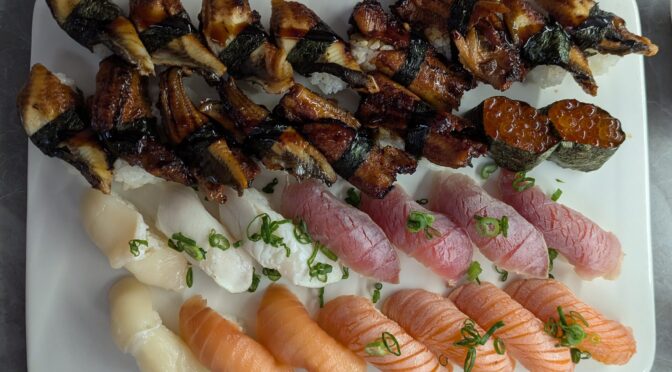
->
[570,348,592,364]
[262,268,282,282]
[544,306,593,364]
[494,265,508,282]
[341,266,350,280]
[467,261,482,284]
[293,219,312,244]
[474,215,509,238]
[406,211,439,239]
[129,239,148,257]
[247,213,291,257]
[551,188,563,202]
[382,332,402,356]
[416,198,429,205]
[365,332,401,356]
[556,178,565,183]
[248,268,261,292]
[345,188,361,208]
[372,282,383,304]
[262,178,279,194]
[453,319,506,372]
[307,243,333,283]
[364,339,388,356]
[186,266,193,288]
[233,240,243,248]
[480,163,498,179]
[208,229,230,251]
[320,244,338,261]
[512,172,535,192]
[169,233,207,261]
[548,248,559,278]
[318,287,325,308]
[494,338,506,355]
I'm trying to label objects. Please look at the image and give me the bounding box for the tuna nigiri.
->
[318,295,448,371]
[257,285,367,372]
[360,186,473,284]
[449,282,574,372]
[505,279,637,365]
[382,289,515,372]
[429,173,549,278]
[281,180,400,283]
[499,170,623,279]
[180,295,291,372]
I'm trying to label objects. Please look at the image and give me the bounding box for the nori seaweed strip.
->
[391,38,429,87]
[139,11,196,54]
[572,5,645,54]
[30,109,88,156]
[286,21,338,67]
[331,131,373,180]
[244,119,287,155]
[61,0,121,50]
[522,23,571,66]
[218,23,268,75]
[176,121,223,164]
[448,0,478,35]
[99,117,154,156]
[405,106,436,157]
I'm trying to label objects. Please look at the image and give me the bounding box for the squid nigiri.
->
[318,295,448,371]
[180,295,291,372]
[449,282,574,372]
[382,289,515,372]
[505,279,637,365]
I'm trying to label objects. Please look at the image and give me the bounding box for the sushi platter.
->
[25,0,655,371]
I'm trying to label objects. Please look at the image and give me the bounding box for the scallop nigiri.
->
[179,295,291,372]
[318,295,447,371]
[257,285,367,372]
[360,186,473,284]
[382,289,515,372]
[449,282,574,372]
[505,279,637,365]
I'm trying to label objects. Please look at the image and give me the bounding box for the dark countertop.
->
[0,0,669,370]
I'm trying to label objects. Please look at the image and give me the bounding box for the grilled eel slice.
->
[17,64,113,193]
[90,56,194,186]
[200,0,294,93]
[158,68,260,202]
[129,0,227,82]
[275,84,417,198]
[270,0,378,94]
[46,0,154,76]
[200,79,337,186]
[357,73,487,168]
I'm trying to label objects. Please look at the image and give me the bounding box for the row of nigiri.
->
[110,276,636,372]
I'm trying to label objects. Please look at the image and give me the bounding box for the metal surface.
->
[0,0,669,370]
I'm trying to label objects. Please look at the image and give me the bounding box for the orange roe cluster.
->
[547,99,625,148]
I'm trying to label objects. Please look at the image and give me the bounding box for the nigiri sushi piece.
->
[505,279,637,365]
[129,0,227,82]
[449,282,574,372]
[200,0,294,93]
[180,295,291,372]
[281,180,401,283]
[270,0,378,94]
[109,277,207,372]
[318,295,447,371]
[258,285,367,372]
[46,0,154,75]
[219,188,343,287]
[360,186,473,284]
[382,289,515,372]
[499,170,623,279]
[81,189,188,291]
[428,173,549,278]
[17,64,113,193]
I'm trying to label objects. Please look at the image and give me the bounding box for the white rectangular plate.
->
[27,1,654,371]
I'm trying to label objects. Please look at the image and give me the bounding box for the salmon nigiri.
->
[382,289,515,372]
[257,284,367,372]
[505,279,636,365]
[179,296,291,372]
[318,295,448,371]
[449,282,574,372]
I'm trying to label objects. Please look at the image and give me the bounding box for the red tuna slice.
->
[360,186,474,284]
[281,180,401,283]
[428,173,549,278]
[498,170,623,279]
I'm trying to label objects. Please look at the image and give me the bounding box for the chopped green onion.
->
[588,333,601,344]
[416,198,429,205]
[208,229,230,251]
[500,215,509,237]
[513,172,535,192]
[341,266,350,280]
[454,319,505,372]
[365,340,388,356]
[407,211,439,239]
[480,163,498,179]
[570,348,591,364]
[169,233,207,261]
[382,332,401,356]
[318,287,325,308]
[319,244,338,261]
[186,266,193,288]
[548,248,559,278]
[365,332,401,357]
[494,338,506,355]
[372,282,383,304]
[262,178,279,194]
[345,188,361,208]
[307,243,333,283]
[262,268,282,282]
[494,265,508,282]
[551,188,563,202]
[480,321,504,345]
[293,220,312,244]
[473,215,508,238]
[233,240,243,248]
[248,269,261,292]
[463,347,476,372]
[128,239,148,257]
[247,213,291,257]
[544,306,591,357]
[467,261,482,284]
[556,178,565,183]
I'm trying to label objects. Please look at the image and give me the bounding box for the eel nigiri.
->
[258,285,367,372]
[360,186,473,284]
[505,279,637,365]
[449,282,574,372]
[180,295,291,372]
[281,179,400,283]
[318,295,447,371]
[200,0,294,93]
[428,173,549,278]
[109,277,207,372]
[499,170,623,279]
[382,289,515,372]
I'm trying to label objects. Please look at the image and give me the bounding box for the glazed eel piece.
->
[200,0,294,93]
[129,0,227,82]
[90,56,193,186]
[46,0,154,76]
[349,0,475,112]
[158,68,260,203]
[357,73,486,168]
[201,79,338,186]
[17,64,113,193]
[275,84,417,198]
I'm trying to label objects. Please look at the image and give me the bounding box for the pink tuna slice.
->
[499,170,623,279]
[281,180,401,283]
[360,186,474,284]
[428,173,549,278]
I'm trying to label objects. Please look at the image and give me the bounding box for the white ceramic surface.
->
[26,0,654,371]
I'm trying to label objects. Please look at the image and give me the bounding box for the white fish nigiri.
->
[81,189,188,291]
[109,277,207,372]
[220,188,343,287]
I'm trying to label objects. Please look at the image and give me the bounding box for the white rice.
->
[113,159,164,190]
[309,72,348,95]
[350,35,394,72]
[425,26,452,60]
[54,72,76,89]
[588,53,620,75]
[526,65,568,89]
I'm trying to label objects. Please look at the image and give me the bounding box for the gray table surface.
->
[0,0,670,370]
